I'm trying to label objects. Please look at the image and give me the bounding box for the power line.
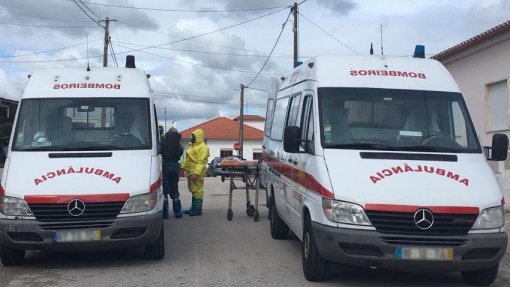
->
[109,40,119,67]
[0,7,90,22]
[116,20,294,58]
[79,0,102,19]
[111,40,296,59]
[112,42,279,76]
[152,91,266,107]
[72,0,104,28]
[246,10,292,87]
[65,0,288,13]
[298,11,358,55]
[0,37,102,59]
[110,7,289,55]
[0,21,97,28]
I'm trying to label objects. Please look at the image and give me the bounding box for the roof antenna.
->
[86,34,90,71]
[370,43,374,55]
[380,24,384,55]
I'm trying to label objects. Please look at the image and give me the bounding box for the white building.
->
[432,20,510,208]
[180,116,264,161]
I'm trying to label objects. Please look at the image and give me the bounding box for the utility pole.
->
[239,84,245,159]
[292,2,298,67]
[103,17,110,67]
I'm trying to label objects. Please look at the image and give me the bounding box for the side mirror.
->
[486,133,508,161]
[283,126,300,153]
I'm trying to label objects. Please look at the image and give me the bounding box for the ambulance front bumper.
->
[0,212,162,251]
[312,222,507,273]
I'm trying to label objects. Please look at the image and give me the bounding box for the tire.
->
[302,216,330,282]
[253,210,260,222]
[461,265,499,286]
[144,224,165,260]
[0,245,25,266]
[269,195,289,239]
[227,209,233,221]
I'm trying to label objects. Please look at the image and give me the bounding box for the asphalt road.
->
[0,177,509,287]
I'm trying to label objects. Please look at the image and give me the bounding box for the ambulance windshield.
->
[12,97,151,151]
[319,88,481,153]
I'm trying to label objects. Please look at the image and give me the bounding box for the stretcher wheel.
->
[246,205,255,217]
[253,210,259,222]
[227,209,233,221]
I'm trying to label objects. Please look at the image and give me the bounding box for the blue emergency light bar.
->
[413,45,425,58]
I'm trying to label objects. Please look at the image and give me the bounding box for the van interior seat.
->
[44,114,73,145]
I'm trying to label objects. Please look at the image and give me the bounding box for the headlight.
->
[0,195,33,216]
[322,198,371,225]
[120,191,158,214]
[472,206,504,230]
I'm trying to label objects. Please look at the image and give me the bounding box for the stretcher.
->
[219,159,263,222]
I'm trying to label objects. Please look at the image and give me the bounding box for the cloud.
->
[313,0,357,16]
[0,0,158,38]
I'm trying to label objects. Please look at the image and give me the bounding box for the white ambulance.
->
[0,56,165,265]
[261,51,508,285]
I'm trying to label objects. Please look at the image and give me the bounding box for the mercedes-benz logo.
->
[67,199,86,216]
[414,209,434,230]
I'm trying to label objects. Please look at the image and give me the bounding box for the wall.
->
[441,36,510,209]
[182,139,262,161]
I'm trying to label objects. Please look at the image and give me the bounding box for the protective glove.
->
[191,174,198,181]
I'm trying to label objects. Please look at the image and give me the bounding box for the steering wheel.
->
[421,132,460,147]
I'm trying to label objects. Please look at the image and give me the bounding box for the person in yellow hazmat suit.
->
[182,128,210,216]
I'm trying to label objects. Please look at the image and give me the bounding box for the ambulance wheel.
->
[0,245,25,266]
[253,210,260,222]
[302,215,330,282]
[269,195,288,239]
[461,264,498,286]
[144,224,165,260]
[227,209,233,221]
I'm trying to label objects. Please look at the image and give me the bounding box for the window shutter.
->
[489,81,508,130]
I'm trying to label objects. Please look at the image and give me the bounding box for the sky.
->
[0,0,509,131]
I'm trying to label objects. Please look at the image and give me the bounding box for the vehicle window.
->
[264,98,274,137]
[270,97,290,141]
[286,93,301,127]
[300,95,314,151]
[319,88,481,153]
[12,98,151,151]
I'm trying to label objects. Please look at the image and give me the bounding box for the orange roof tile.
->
[180,117,264,140]
[432,20,510,61]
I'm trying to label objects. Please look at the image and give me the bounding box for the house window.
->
[253,149,262,161]
[220,149,233,158]
[488,80,509,131]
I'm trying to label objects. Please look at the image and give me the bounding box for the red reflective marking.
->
[264,153,334,199]
[150,175,162,192]
[364,204,479,214]
[24,193,129,204]
[0,184,4,196]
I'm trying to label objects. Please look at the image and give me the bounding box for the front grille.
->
[39,221,115,230]
[382,236,468,246]
[365,211,477,236]
[29,201,125,222]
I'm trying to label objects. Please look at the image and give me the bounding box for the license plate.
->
[396,247,453,261]
[52,230,101,243]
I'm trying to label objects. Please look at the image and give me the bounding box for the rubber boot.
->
[194,199,203,216]
[186,198,202,217]
[173,199,183,218]
[183,197,195,215]
[162,197,170,220]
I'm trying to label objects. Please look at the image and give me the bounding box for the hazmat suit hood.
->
[191,128,205,145]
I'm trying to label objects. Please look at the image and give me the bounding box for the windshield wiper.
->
[399,145,457,153]
[21,145,71,151]
[327,143,399,151]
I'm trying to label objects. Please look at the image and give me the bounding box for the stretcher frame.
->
[219,160,263,222]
